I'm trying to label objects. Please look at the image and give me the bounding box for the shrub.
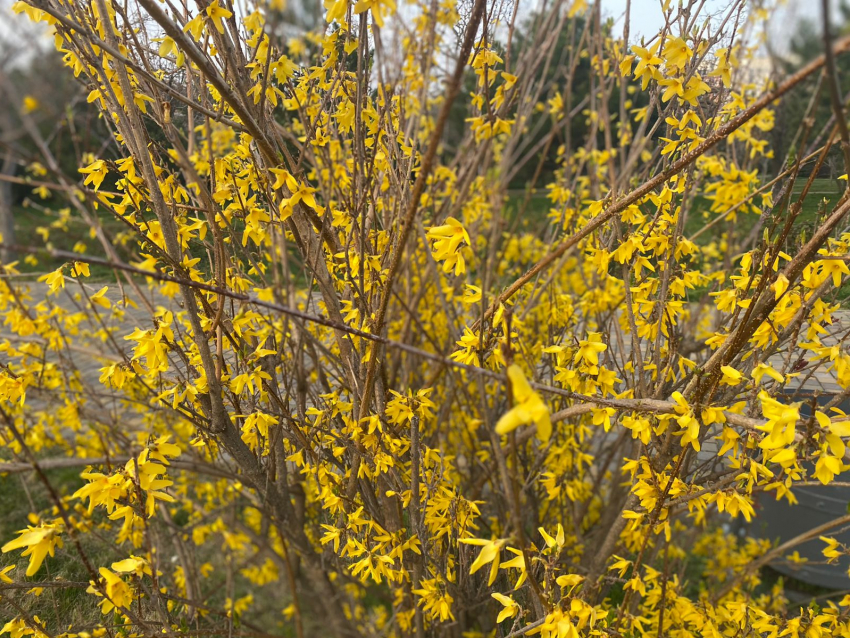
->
[2,0,850,636]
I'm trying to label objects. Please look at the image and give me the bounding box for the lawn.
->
[11,199,125,279]
[0,466,106,627]
[684,178,843,243]
[10,178,846,285]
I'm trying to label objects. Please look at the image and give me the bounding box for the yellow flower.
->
[672,391,700,451]
[817,258,850,287]
[71,261,90,277]
[22,95,39,113]
[574,332,607,369]
[632,43,661,90]
[206,0,233,33]
[491,592,520,623]
[662,35,693,70]
[461,284,482,304]
[752,363,784,385]
[539,524,565,549]
[608,555,632,577]
[555,574,584,590]
[820,536,842,560]
[772,273,790,299]
[426,217,471,276]
[709,47,739,87]
[814,452,842,485]
[659,77,684,102]
[38,267,65,293]
[499,547,527,589]
[681,75,710,106]
[1,523,63,577]
[90,286,111,309]
[0,564,15,583]
[412,577,454,622]
[324,0,348,22]
[78,159,108,190]
[459,538,507,586]
[352,0,395,27]
[756,391,799,450]
[89,568,134,613]
[184,14,205,40]
[817,410,850,438]
[495,365,552,442]
[720,365,743,386]
[112,555,151,577]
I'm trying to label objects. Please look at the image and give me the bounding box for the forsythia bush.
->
[2,0,850,636]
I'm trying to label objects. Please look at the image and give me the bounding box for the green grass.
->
[11,198,128,279]
[0,463,108,629]
[9,198,256,284]
[506,179,846,245]
[505,180,850,304]
[685,178,843,244]
[0,455,304,634]
[504,190,552,231]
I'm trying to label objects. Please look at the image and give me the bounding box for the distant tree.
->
[443,9,647,193]
[0,1,111,261]
[769,1,850,186]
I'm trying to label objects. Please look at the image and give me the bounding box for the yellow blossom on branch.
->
[495,364,552,442]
